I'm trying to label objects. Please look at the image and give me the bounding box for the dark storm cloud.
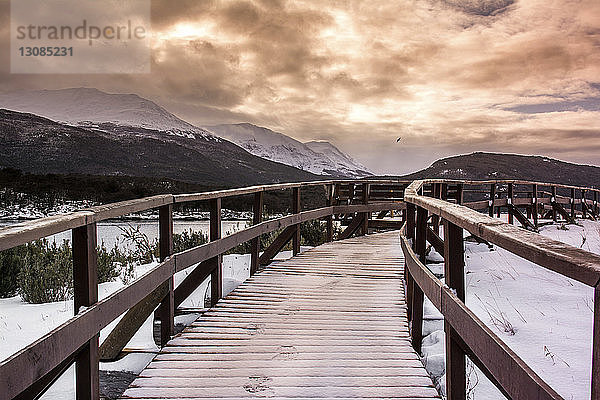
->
[439,0,515,16]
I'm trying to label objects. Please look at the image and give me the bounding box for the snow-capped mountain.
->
[0,88,214,139]
[304,141,372,177]
[205,123,373,178]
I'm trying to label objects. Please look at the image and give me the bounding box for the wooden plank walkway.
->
[121,231,440,399]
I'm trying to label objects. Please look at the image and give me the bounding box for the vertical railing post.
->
[594,191,598,216]
[532,184,538,229]
[582,190,587,219]
[508,183,514,224]
[250,191,263,275]
[441,183,448,201]
[488,183,496,217]
[326,184,334,242]
[571,188,576,219]
[593,286,600,400]
[210,198,222,307]
[411,206,427,353]
[72,223,99,400]
[455,183,463,205]
[361,183,370,235]
[432,183,441,233]
[406,203,416,245]
[444,219,466,400]
[551,186,557,222]
[157,204,174,346]
[405,202,416,322]
[292,187,301,255]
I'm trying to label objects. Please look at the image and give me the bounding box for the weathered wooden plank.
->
[122,386,440,398]
[139,366,429,377]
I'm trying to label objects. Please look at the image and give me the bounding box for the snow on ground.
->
[0,242,311,399]
[420,219,600,399]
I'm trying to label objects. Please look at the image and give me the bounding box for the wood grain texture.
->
[121,231,439,399]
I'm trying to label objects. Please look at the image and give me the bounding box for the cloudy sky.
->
[1,0,599,174]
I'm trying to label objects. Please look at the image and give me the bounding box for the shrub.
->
[173,229,208,253]
[0,245,27,297]
[18,240,73,304]
[300,220,327,246]
[97,242,127,284]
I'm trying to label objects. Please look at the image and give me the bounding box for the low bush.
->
[0,245,27,297]
[173,229,208,253]
[18,240,73,304]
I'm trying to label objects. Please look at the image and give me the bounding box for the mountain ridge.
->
[206,123,373,178]
[0,109,318,187]
[396,152,600,188]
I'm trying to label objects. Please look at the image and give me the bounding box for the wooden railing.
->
[1,177,599,400]
[0,179,408,400]
[401,179,600,400]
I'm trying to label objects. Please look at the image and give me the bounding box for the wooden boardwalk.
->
[121,231,440,399]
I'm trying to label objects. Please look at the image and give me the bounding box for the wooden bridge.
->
[122,232,439,399]
[1,179,600,400]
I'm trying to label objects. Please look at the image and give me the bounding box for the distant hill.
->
[206,123,372,178]
[398,152,600,188]
[0,109,318,187]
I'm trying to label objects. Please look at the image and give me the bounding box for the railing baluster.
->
[508,183,514,224]
[292,187,301,255]
[72,223,99,400]
[489,183,496,217]
[406,203,416,245]
[571,188,576,219]
[326,184,334,242]
[582,190,587,219]
[532,184,538,229]
[250,191,263,275]
[157,204,174,346]
[210,198,222,306]
[456,183,463,205]
[361,183,370,235]
[411,206,427,353]
[405,202,416,322]
[551,186,557,222]
[444,220,466,400]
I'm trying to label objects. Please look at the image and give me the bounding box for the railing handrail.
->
[0,178,414,252]
[404,179,600,286]
[1,178,598,253]
[0,178,407,400]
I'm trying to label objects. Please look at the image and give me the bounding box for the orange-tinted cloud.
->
[0,0,598,174]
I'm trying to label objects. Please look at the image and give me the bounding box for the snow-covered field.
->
[420,219,600,399]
